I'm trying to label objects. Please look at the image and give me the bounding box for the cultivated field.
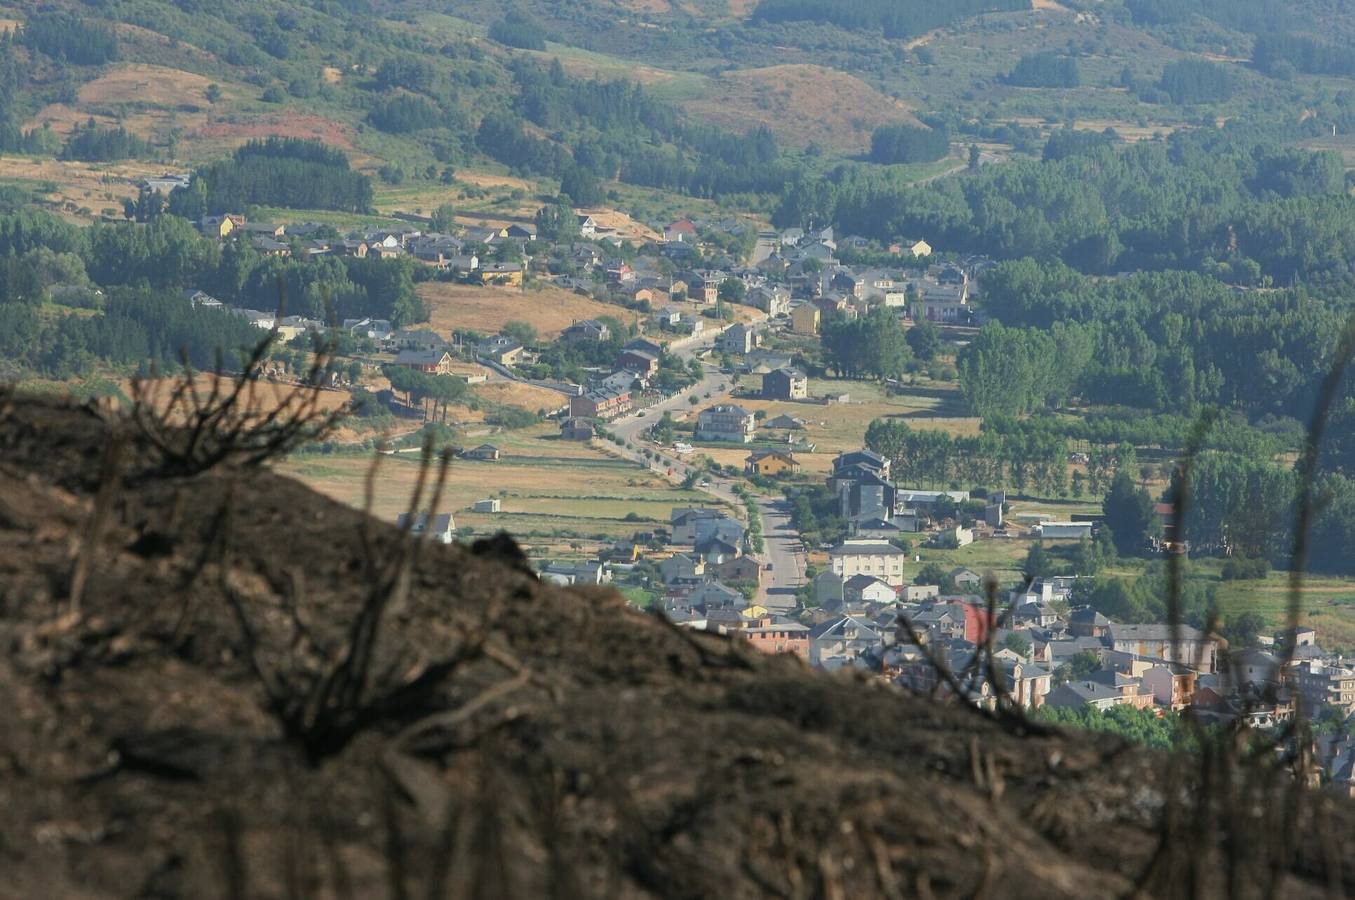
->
[279,424,714,549]
[420,282,640,339]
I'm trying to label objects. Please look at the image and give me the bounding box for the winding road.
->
[604,318,808,608]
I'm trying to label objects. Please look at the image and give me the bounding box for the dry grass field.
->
[682,65,923,152]
[279,422,711,544]
[0,155,175,222]
[420,282,640,339]
[472,381,571,414]
[716,376,978,474]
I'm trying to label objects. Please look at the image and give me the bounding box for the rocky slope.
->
[0,392,1350,899]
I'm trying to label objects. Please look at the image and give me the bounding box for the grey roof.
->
[1045,681,1123,708]
[828,541,908,557]
[396,513,454,533]
[1109,623,1207,643]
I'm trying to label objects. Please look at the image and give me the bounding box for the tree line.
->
[177,138,374,215]
[749,0,1030,40]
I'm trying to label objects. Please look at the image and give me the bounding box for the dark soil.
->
[0,393,1350,899]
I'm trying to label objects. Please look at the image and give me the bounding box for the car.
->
[699,480,711,488]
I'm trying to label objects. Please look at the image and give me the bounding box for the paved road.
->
[605,317,808,604]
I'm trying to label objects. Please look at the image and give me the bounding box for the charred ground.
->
[0,393,1350,899]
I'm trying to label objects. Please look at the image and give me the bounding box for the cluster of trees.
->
[60,121,154,163]
[1006,52,1080,88]
[368,93,446,134]
[0,287,264,378]
[19,10,119,65]
[186,138,373,214]
[0,123,60,156]
[868,124,950,165]
[488,12,549,51]
[1254,34,1355,79]
[787,484,848,549]
[476,59,791,201]
[749,0,1030,40]
[382,365,468,421]
[776,129,1355,288]
[1034,704,1186,751]
[864,419,1074,496]
[820,309,913,381]
[1156,60,1233,105]
[969,259,1344,420]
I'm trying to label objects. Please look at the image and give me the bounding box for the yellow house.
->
[905,238,932,258]
[201,214,240,240]
[745,449,800,477]
[740,603,770,620]
[482,262,524,287]
[791,303,820,336]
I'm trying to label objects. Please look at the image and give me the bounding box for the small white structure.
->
[473,498,501,513]
[1038,522,1094,540]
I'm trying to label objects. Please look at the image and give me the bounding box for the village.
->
[163,186,1355,793]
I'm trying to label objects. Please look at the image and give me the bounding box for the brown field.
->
[0,17,18,33]
[27,63,221,147]
[578,207,663,243]
[472,381,571,414]
[682,65,922,152]
[420,282,640,339]
[0,155,182,222]
[192,112,357,157]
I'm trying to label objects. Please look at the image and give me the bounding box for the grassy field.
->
[419,282,641,339]
[278,424,720,550]
[727,375,979,474]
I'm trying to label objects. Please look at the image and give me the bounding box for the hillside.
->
[1,391,1352,897]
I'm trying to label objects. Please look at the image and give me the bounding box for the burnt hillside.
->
[0,392,1349,899]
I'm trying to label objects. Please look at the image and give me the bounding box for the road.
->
[605,317,808,607]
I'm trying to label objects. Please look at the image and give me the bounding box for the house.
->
[950,568,983,591]
[833,450,891,481]
[391,329,449,352]
[694,537,740,565]
[659,553,705,584]
[232,309,277,330]
[717,323,756,355]
[1044,680,1126,711]
[1292,660,1355,715]
[462,444,501,461]
[670,508,744,547]
[481,262,524,286]
[902,584,940,603]
[712,555,763,587]
[811,615,885,670]
[540,560,609,586]
[1142,665,1199,710]
[505,223,537,241]
[745,449,800,477]
[1037,522,1094,540]
[828,539,908,587]
[473,498,501,513]
[688,581,743,612]
[790,303,820,336]
[1108,624,1219,674]
[559,417,595,441]
[741,621,810,659]
[843,574,897,607]
[252,237,291,257]
[617,349,659,378]
[899,238,932,258]
[765,414,806,431]
[652,306,683,328]
[812,571,845,607]
[762,367,808,401]
[199,214,242,239]
[664,219,698,243]
[561,319,611,344]
[392,349,454,375]
[576,215,598,237]
[623,337,664,357]
[569,371,633,421]
[395,512,456,544]
[695,404,756,443]
[143,173,192,194]
[1068,607,1112,638]
[477,335,526,366]
[747,285,791,317]
[343,318,393,341]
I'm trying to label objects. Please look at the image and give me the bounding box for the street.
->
[605,316,808,605]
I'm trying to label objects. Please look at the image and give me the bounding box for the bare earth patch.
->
[472,381,571,414]
[682,64,922,152]
[419,283,640,340]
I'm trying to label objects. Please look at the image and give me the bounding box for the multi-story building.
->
[696,404,756,443]
[827,538,908,586]
[1292,660,1355,715]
